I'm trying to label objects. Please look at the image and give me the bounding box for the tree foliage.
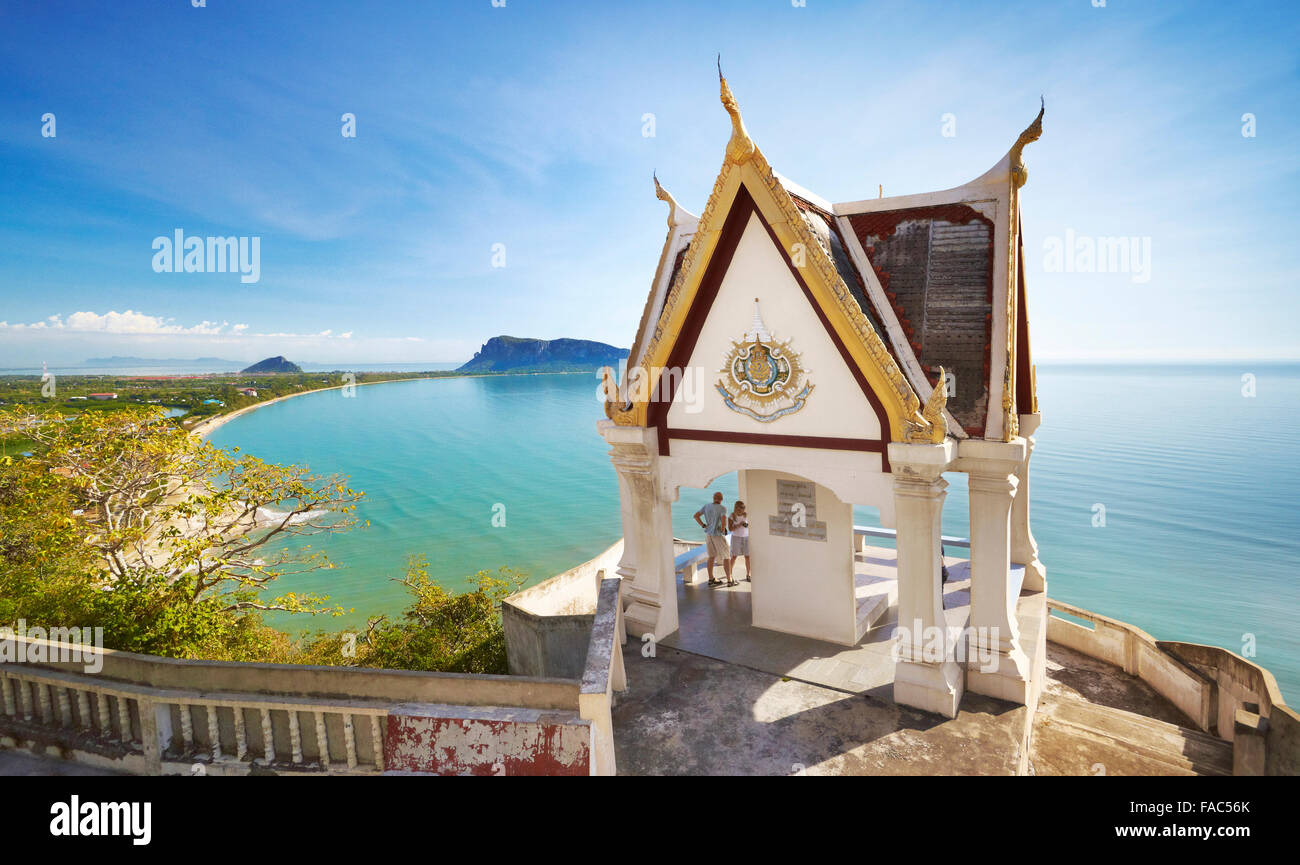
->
[354,558,523,674]
[0,408,520,671]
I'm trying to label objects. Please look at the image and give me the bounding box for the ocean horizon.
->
[0,361,465,377]
[205,361,1300,705]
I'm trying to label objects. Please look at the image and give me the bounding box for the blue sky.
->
[0,0,1296,366]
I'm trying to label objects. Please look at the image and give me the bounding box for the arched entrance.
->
[662,460,897,647]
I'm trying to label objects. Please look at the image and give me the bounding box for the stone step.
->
[855,593,889,639]
[1035,694,1233,776]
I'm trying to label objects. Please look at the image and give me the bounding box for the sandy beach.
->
[188,377,427,439]
[138,378,410,567]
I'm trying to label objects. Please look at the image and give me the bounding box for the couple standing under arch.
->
[693,491,752,587]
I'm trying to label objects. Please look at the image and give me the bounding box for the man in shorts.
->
[694,491,733,586]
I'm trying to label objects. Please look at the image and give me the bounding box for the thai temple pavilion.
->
[599,70,1048,718]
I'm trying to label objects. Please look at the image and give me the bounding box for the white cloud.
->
[0,310,241,336]
[0,310,475,367]
[0,310,366,341]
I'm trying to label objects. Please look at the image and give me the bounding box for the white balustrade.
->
[0,665,389,775]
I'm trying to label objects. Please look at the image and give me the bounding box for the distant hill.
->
[84,356,247,367]
[458,336,629,374]
[242,356,303,374]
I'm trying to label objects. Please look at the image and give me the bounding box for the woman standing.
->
[728,500,751,584]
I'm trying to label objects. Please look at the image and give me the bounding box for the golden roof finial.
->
[1010,96,1045,189]
[653,172,680,228]
[718,56,755,164]
[904,366,948,443]
[600,365,625,419]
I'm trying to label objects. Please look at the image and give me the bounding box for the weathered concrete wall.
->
[386,576,626,776]
[1137,640,1213,731]
[9,638,580,709]
[503,540,622,679]
[507,540,622,617]
[1161,641,1300,776]
[1,633,584,776]
[1046,607,1127,670]
[1265,705,1300,776]
[1045,605,1299,776]
[579,577,626,777]
[4,541,632,777]
[1046,601,1213,731]
[502,609,594,680]
[384,704,592,776]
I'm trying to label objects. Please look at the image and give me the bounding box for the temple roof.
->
[617,75,1043,444]
[776,175,999,438]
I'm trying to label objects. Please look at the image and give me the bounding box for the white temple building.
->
[599,71,1049,718]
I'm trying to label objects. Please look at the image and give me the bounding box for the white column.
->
[612,469,641,585]
[598,421,678,642]
[961,439,1032,704]
[1011,412,1046,592]
[888,441,963,719]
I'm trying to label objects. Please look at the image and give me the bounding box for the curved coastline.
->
[189,369,596,439]
[190,378,396,439]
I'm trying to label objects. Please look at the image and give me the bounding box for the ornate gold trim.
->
[1003,100,1043,439]
[601,366,627,421]
[1029,363,1039,414]
[749,155,930,440]
[719,60,755,165]
[653,172,681,228]
[1010,97,1044,190]
[621,71,940,443]
[903,366,948,444]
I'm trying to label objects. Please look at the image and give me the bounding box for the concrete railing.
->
[0,634,583,776]
[578,576,626,777]
[1046,599,1214,730]
[502,539,623,678]
[1,661,388,775]
[500,542,631,774]
[1046,599,1298,775]
[1158,641,1299,776]
[853,525,970,553]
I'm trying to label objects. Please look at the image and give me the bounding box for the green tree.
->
[354,558,524,675]
[0,407,362,658]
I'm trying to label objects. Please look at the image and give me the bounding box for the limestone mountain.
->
[458,336,628,373]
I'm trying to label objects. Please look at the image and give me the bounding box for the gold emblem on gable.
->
[716,300,813,422]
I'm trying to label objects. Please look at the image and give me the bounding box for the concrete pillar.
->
[962,439,1032,704]
[1012,413,1046,592]
[1232,709,1268,776]
[598,421,678,642]
[888,441,963,719]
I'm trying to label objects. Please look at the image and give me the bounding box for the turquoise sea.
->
[207,364,1300,704]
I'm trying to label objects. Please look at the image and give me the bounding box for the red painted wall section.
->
[384,706,592,776]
